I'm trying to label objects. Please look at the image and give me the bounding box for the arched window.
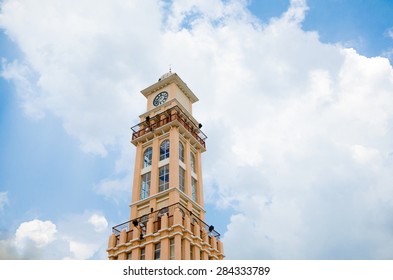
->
[190,152,196,172]
[179,141,184,162]
[158,207,169,217]
[160,140,170,160]
[143,147,152,168]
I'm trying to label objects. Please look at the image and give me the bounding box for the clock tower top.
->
[141,72,198,113]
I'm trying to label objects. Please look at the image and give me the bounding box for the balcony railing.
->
[112,202,220,240]
[131,106,207,148]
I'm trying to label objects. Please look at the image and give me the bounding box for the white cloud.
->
[94,173,132,203]
[351,145,381,165]
[0,192,8,213]
[386,27,393,40]
[281,0,308,25]
[15,219,57,249]
[0,211,109,259]
[0,0,162,156]
[0,239,21,259]
[69,241,98,260]
[1,60,44,118]
[1,0,393,259]
[57,211,110,260]
[88,214,108,233]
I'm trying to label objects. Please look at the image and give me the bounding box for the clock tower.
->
[107,72,224,260]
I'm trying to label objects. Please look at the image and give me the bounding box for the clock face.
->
[153,91,168,106]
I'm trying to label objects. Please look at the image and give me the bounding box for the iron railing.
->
[131,106,207,148]
[112,202,220,240]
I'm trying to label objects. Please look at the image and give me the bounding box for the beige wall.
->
[146,83,192,113]
[108,203,225,260]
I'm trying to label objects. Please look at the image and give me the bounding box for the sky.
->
[0,0,393,260]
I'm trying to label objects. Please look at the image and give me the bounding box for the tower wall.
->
[107,72,224,260]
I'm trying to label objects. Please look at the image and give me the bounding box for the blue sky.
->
[250,0,393,59]
[1,0,393,259]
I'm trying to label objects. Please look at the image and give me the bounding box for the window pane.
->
[154,242,161,260]
[143,147,152,168]
[160,140,170,160]
[179,167,185,192]
[170,238,175,260]
[140,172,151,199]
[179,142,184,162]
[159,165,169,192]
[190,152,196,172]
[191,178,197,202]
[140,248,145,260]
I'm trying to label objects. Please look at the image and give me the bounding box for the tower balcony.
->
[131,106,207,150]
[108,202,223,259]
[111,202,220,240]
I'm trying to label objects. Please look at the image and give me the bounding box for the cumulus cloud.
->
[15,219,57,249]
[1,219,59,259]
[1,211,109,259]
[1,0,393,259]
[0,0,162,156]
[163,1,393,259]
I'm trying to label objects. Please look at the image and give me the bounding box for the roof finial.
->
[169,64,172,73]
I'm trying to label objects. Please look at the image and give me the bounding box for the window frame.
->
[159,164,170,192]
[179,141,184,162]
[154,242,161,260]
[143,147,153,168]
[169,238,175,260]
[191,177,197,202]
[179,166,185,192]
[140,172,151,200]
[190,152,196,173]
[140,247,145,260]
[160,139,170,161]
